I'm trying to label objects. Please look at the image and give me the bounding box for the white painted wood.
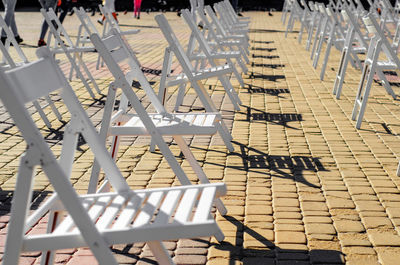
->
[0,47,227,265]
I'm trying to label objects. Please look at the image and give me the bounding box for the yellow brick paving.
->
[0,10,400,264]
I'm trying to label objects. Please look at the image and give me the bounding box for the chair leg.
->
[2,155,35,265]
[333,48,350,99]
[376,69,396,99]
[218,76,242,110]
[320,37,334,81]
[148,241,174,265]
[397,161,400,176]
[174,83,187,112]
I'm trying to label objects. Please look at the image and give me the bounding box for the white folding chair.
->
[332,6,369,99]
[1,46,227,265]
[310,3,330,60]
[222,0,251,23]
[196,6,249,64]
[282,0,294,25]
[305,1,322,51]
[87,30,229,215]
[41,8,101,99]
[155,13,242,111]
[204,5,249,54]
[159,8,246,112]
[0,14,62,130]
[297,0,313,43]
[316,5,357,80]
[285,0,303,37]
[352,14,400,129]
[155,14,237,150]
[213,2,249,37]
[180,9,247,90]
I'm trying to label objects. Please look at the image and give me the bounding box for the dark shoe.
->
[97,19,103,25]
[68,9,74,16]
[38,39,47,47]
[238,12,243,17]
[124,10,128,15]
[15,35,23,44]
[137,15,140,19]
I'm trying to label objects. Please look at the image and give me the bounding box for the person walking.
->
[134,0,142,19]
[37,0,58,46]
[1,0,23,44]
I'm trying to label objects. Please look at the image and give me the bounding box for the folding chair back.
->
[0,14,62,130]
[1,46,227,265]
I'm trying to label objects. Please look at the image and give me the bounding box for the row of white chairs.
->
[0,1,250,265]
[284,0,400,127]
[283,0,400,174]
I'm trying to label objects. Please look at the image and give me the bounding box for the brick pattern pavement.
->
[0,10,400,265]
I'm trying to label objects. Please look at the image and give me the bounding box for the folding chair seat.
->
[352,14,400,129]
[1,46,227,265]
[86,30,229,214]
[41,8,101,99]
[0,14,62,130]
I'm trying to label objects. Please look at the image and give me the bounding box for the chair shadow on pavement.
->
[242,106,301,130]
[211,215,345,265]
[251,62,285,68]
[246,85,290,97]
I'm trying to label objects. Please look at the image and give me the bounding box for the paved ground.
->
[1,10,400,265]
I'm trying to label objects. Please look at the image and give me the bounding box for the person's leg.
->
[134,0,138,17]
[38,0,57,45]
[2,0,18,37]
[137,0,142,18]
[58,0,71,24]
[231,0,238,12]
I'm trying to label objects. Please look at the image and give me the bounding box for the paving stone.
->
[334,220,365,233]
[345,255,380,265]
[309,250,345,264]
[173,255,207,265]
[376,247,400,265]
[368,231,400,246]
[276,231,307,244]
[338,233,372,247]
[305,223,336,235]
[362,216,393,229]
